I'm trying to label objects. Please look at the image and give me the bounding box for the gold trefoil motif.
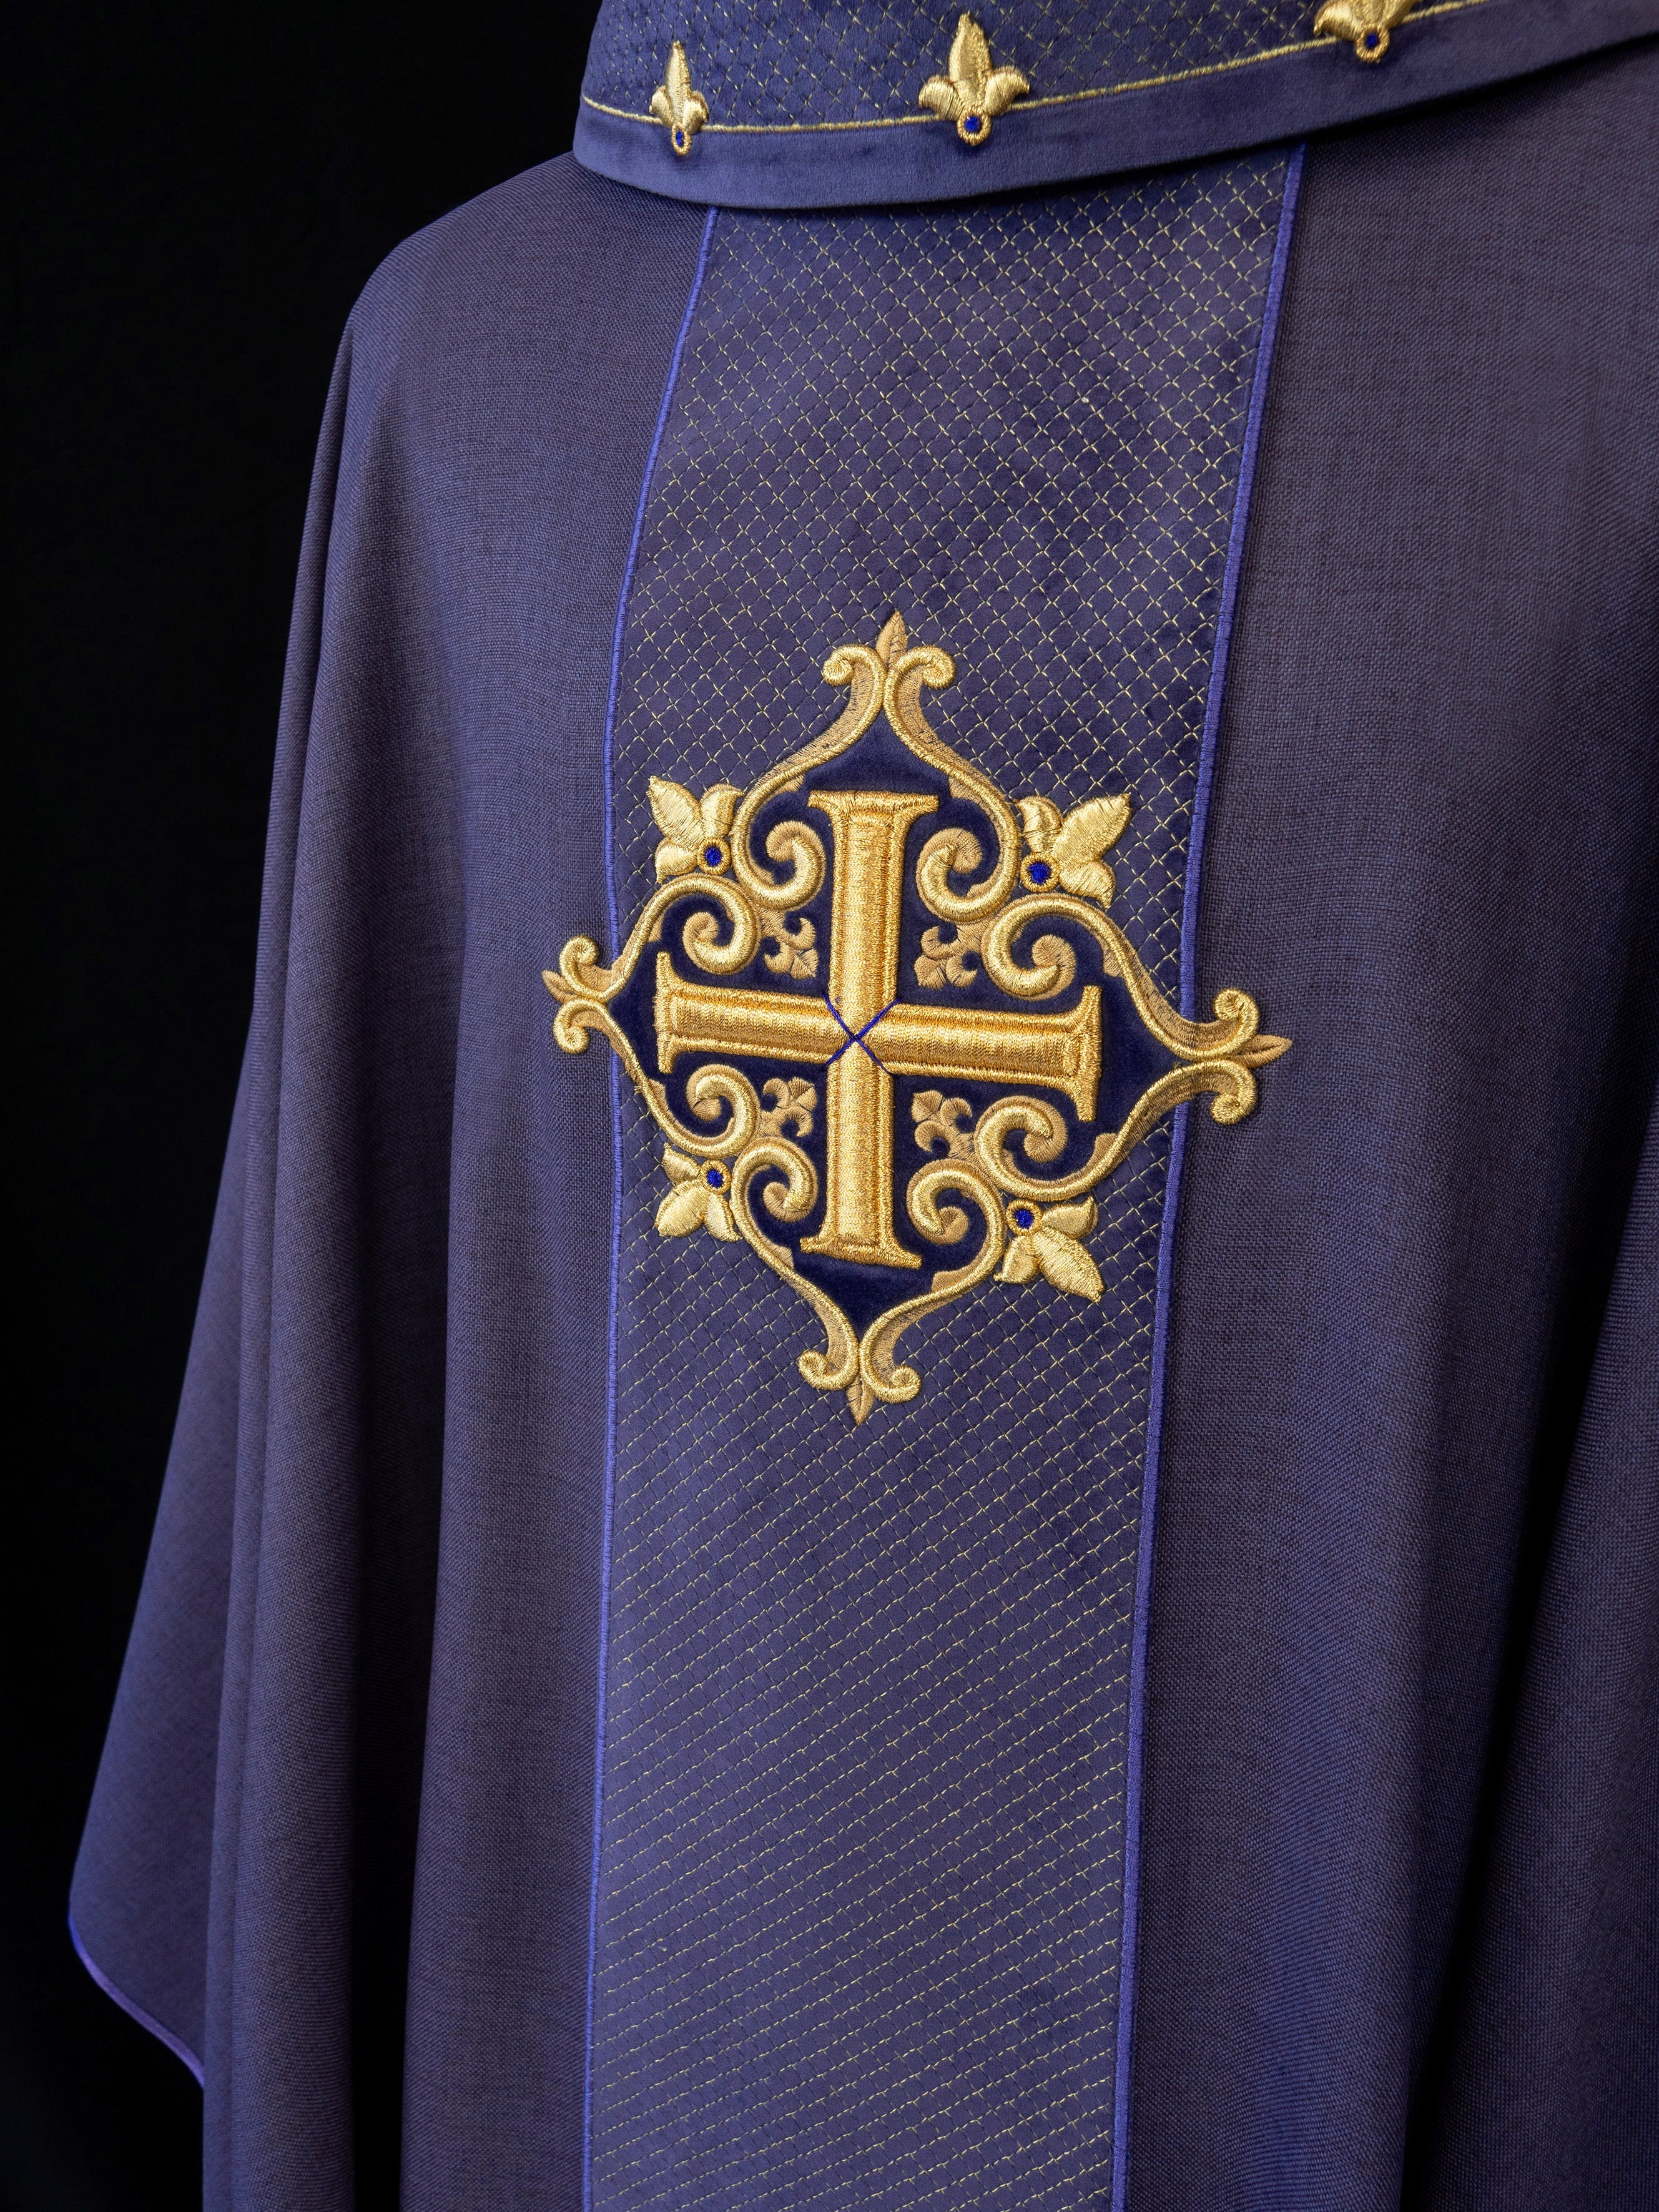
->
[544,615,1289,1425]
[1311,0,1420,61]
[917,14,1030,145]
[650,40,709,152]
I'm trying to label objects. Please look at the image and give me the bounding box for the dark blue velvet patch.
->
[604,710,1171,1339]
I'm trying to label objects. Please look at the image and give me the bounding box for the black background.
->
[4,6,599,2202]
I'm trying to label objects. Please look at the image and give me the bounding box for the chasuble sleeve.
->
[69,282,471,2148]
[71,267,471,2115]
[67,338,362,2081]
[68,157,712,2206]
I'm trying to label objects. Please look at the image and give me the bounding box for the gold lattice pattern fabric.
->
[562,160,1291,2212]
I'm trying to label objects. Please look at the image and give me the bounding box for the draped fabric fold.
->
[72,162,711,2211]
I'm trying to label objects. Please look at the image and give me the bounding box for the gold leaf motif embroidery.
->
[917,13,1030,145]
[1312,0,1420,59]
[912,1091,976,1160]
[545,619,1289,1423]
[915,920,984,988]
[649,39,710,151]
[762,913,819,978]
[657,1148,739,1240]
[1016,790,1131,903]
[649,775,742,881]
[997,1196,1103,1300]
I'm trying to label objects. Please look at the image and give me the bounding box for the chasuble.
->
[74,4,1659,2208]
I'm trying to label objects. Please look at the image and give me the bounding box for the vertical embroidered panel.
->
[590,159,1288,2212]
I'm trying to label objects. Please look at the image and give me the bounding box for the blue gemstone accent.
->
[1362,29,1379,44]
[1013,1206,1034,1230]
[965,114,983,133]
[1028,858,1051,883]
[704,843,723,865]
[705,1166,724,1189]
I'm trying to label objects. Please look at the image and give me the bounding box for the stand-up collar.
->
[574,0,1658,205]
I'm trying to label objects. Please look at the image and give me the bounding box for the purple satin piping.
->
[1109,140,1304,2212]
[1181,140,1304,1015]
[599,205,719,948]
[583,202,719,2212]
[69,1910,205,2086]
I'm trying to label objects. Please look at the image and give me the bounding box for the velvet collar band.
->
[574,0,1658,206]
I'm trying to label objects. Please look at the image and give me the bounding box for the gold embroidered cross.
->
[544,618,1287,1421]
[656,786,1099,1269]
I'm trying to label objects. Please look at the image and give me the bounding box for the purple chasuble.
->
[73,6,1659,2210]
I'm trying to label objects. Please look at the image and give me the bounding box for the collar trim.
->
[584,0,1490,135]
[574,0,1659,207]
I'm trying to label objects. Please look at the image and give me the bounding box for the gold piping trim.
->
[581,0,1494,137]
[581,93,933,131]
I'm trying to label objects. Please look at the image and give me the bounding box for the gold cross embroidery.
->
[657,786,1100,1269]
[544,618,1288,1421]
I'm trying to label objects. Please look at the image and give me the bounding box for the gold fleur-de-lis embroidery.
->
[915,920,984,988]
[649,775,742,880]
[1312,0,1419,60]
[650,40,710,152]
[997,1196,1103,1300]
[912,1091,976,1160]
[1016,792,1132,903]
[760,1077,816,1139]
[762,915,818,980]
[918,12,1030,145]
[657,1148,738,1239]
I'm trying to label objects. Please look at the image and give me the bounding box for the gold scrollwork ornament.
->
[544,615,1289,1423]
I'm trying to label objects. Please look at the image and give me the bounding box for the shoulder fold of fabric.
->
[574,0,1659,209]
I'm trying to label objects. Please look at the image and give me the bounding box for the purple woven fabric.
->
[71,33,1659,2212]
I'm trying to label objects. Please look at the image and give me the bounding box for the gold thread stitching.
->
[583,173,1291,2172]
[546,616,1289,1422]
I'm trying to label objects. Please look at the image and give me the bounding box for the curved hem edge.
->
[69,1910,205,2086]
